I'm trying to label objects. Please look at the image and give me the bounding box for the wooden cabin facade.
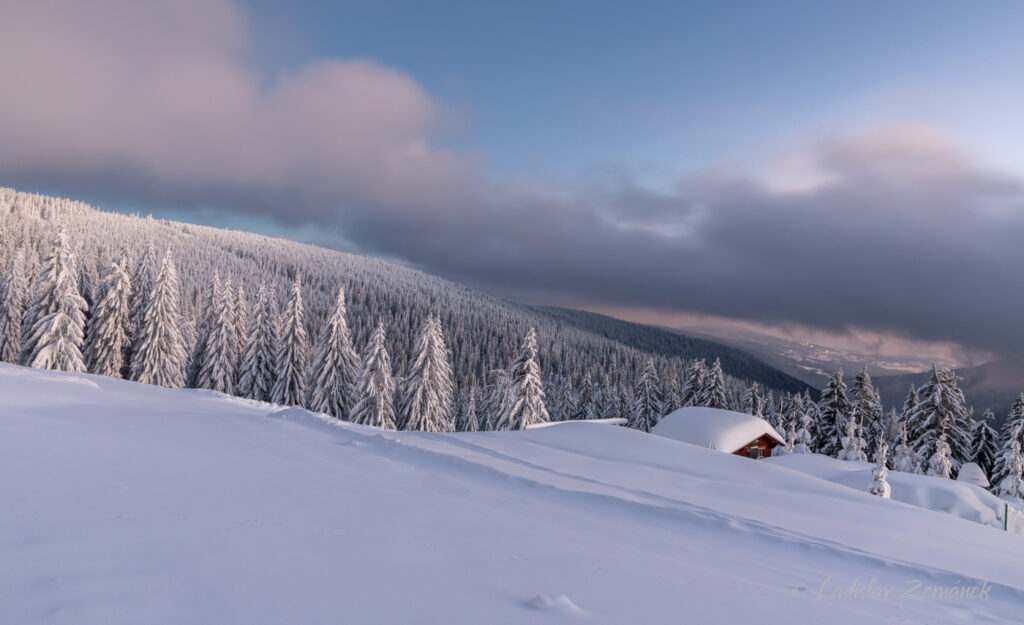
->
[731,433,782,459]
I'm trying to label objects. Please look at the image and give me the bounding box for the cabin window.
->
[748,445,764,459]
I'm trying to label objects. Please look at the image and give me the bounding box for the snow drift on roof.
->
[651,407,785,452]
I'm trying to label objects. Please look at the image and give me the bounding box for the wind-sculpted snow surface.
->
[2,363,1023,624]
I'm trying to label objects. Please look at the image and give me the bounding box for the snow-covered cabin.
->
[651,407,786,458]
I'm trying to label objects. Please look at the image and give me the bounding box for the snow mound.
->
[526,594,586,615]
[767,453,1006,527]
[651,406,784,452]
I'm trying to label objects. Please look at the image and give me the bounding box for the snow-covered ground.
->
[767,452,1009,528]
[3,364,1024,624]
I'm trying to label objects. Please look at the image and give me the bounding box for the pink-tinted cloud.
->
[0,0,470,218]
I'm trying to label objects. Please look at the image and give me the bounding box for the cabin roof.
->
[651,407,786,453]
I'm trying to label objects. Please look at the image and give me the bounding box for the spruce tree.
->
[128,243,156,360]
[839,416,867,462]
[628,358,663,432]
[196,277,239,394]
[816,370,852,457]
[904,367,971,469]
[926,433,953,479]
[131,251,187,388]
[21,230,88,372]
[495,327,549,430]
[350,322,398,430]
[663,377,682,414]
[850,367,882,458]
[680,359,706,407]
[869,440,891,498]
[892,424,922,474]
[236,284,278,402]
[307,288,360,419]
[994,438,1024,501]
[234,283,248,361]
[792,406,814,454]
[399,316,455,432]
[482,368,511,430]
[187,273,222,388]
[574,373,594,420]
[84,256,133,377]
[743,382,764,417]
[697,358,727,409]
[0,249,28,363]
[271,276,308,407]
[901,385,919,420]
[992,399,1024,487]
[457,387,480,432]
[969,409,999,478]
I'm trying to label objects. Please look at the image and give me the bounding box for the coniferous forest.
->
[2,187,1023,498]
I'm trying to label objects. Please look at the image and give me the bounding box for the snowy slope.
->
[2,364,1024,624]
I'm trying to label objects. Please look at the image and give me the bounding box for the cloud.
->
[1,2,1023,359]
[0,0,470,219]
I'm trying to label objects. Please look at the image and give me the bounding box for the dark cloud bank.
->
[2,1,1023,358]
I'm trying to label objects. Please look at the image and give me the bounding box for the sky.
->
[2,0,1024,364]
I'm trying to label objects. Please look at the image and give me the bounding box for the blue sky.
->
[3,0,1024,361]
[245,0,1024,181]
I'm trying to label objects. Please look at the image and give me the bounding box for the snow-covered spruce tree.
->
[781,392,804,436]
[905,367,971,470]
[494,327,549,431]
[271,276,308,407]
[663,377,682,414]
[680,359,706,407]
[743,382,764,417]
[802,389,819,443]
[994,438,1024,501]
[350,322,398,430]
[926,433,953,479]
[792,406,814,454]
[84,255,133,377]
[850,367,882,458]
[816,370,852,457]
[306,288,361,419]
[481,368,511,430]
[697,358,727,409]
[892,425,922,474]
[765,389,778,428]
[127,243,155,359]
[399,316,455,432]
[236,284,278,402]
[186,272,220,388]
[882,407,903,451]
[869,440,891,499]
[131,251,187,388]
[21,229,88,372]
[901,384,919,421]
[839,416,867,462]
[574,372,594,420]
[993,395,1024,487]
[233,283,248,361]
[0,249,28,363]
[457,387,480,432]
[628,358,663,432]
[196,277,239,394]
[969,409,999,479]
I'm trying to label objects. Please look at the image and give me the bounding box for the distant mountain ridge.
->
[874,358,1024,424]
